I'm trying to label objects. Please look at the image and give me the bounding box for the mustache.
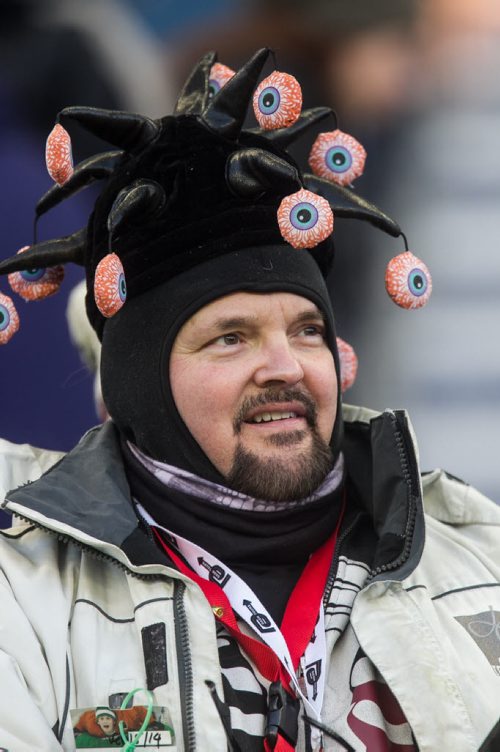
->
[233,387,317,433]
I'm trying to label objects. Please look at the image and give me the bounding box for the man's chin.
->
[226,432,334,502]
[262,428,309,448]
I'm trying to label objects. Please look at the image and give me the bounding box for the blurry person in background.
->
[66,279,107,423]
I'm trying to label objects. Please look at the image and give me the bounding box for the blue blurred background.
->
[1,0,499,515]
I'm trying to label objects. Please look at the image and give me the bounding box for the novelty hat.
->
[0,49,431,476]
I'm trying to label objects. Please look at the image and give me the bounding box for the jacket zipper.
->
[366,411,420,582]
[174,580,197,751]
[8,513,196,746]
[325,411,422,596]
[323,511,362,606]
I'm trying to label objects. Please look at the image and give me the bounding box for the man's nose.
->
[253,337,304,387]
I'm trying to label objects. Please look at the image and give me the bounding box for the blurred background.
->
[1,0,499,508]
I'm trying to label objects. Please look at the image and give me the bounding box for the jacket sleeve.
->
[0,574,65,749]
[0,527,72,751]
[0,437,64,503]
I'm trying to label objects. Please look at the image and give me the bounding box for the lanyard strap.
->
[153,530,308,752]
[148,492,345,749]
[153,529,285,683]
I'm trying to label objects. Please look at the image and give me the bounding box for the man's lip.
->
[243,401,307,423]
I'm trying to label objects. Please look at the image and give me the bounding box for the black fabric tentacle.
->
[59,106,159,151]
[303,173,402,237]
[257,107,335,149]
[0,229,87,274]
[174,50,217,116]
[202,47,270,140]
[36,150,123,217]
[107,180,167,238]
[226,148,301,198]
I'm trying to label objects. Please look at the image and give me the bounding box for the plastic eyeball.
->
[46,123,74,185]
[308,130,366,186]
[0,292,20,345]
[94,253,127,318]
[385,252,432,309]
[208,63,235,99]
[277,189,334,249]
[8,246,64,301]
[336,337,358,393]
[253,71,302,130]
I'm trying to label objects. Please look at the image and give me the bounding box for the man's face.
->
[96,714,116,735]
[170,292,338,500]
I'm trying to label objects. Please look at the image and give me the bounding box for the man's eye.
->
[216,333,241,346]
[300,325,324,338]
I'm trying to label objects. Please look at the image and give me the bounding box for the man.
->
[0,49,499,751]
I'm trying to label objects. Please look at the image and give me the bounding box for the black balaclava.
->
[0,48,403,488]
[101,244,342,484]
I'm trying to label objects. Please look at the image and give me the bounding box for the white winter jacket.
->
[0,405,499,751]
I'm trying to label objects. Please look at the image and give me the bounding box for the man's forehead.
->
[186,291,324,330]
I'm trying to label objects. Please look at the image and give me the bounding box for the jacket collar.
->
[4,405,426,579]
[342,405,425,581]
[5,421,139,550]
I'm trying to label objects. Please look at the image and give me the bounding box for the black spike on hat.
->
[174,50,217,116]
[257,106,335,149]
[0,229,86,273]
[58,106,159,151]
[36,150,123,218]
[201,47,271,138]
[0,47,406,338]
[303,173,402,237]
[0,48,416,480]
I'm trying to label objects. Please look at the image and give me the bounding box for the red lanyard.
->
[152,495,345,751]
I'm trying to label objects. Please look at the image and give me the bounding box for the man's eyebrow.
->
[294,308,326,323]
[209,315,258,331]
[205,308,326,332]
[208,309,325,331]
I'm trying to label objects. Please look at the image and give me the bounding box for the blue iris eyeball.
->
[290,202,318,231]
[208,79,220,99]
[208,63,235,99]
[94,252,127,318]
[408,268,428,297]
[20,268,45,282]
[253,71,302,130]
[258,86,280,115]
[8,258,64,301]
[0,304,10,331]
[385,251,432,309]
[0,292,20,344]
[119,273,127,302]
[277,189,334,249]
[309,129,366,186]
[326,146,353,174]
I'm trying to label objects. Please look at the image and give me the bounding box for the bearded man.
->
[0,50,498,752]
